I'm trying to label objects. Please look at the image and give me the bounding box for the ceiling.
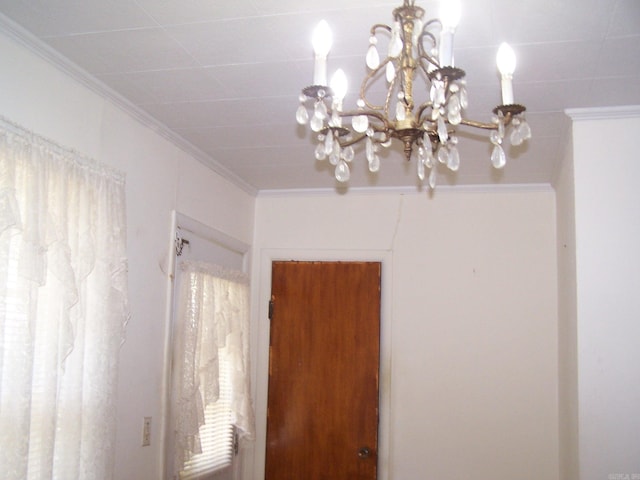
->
[1,0,639,194]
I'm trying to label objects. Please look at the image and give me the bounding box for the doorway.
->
[265,261,381,480]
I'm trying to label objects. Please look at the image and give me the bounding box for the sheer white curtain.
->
[0,117,129,480]
[173,261,254,477]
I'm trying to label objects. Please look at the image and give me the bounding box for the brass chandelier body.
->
[296,0,531,187]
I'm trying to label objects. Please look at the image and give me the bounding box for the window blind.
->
[179,348,235,480]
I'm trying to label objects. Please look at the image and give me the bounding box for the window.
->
[0,117,128,479]
[171,261,254,480]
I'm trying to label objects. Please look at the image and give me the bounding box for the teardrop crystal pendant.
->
[389,22,403,58]
[447,94,462,125]
[396,102,406,121]
[510,126,524,146]
[519,119,532,141]
[437,145,449,165]
[296,104,309,125]
[447,146,460,171]
[342,145,354,162]
[459,86,469,109]
[491,144,507,169]
[386,61,396,83]
[428,166,437,189]
[365,136,375,162]
[329,141,341,166]
[366,43,380,70]
[314,100,328,120]
[335,160,351,182]
[368,154,380,173]
[490,130,502,145]
[310,114,324,132]
[352,114,369,133]
[324,130,334,155]
[314,143,326,160]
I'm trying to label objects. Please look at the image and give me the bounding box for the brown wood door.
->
[265,261,381,480]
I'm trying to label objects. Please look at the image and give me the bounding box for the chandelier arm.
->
[459,118,499,130]
[415,101,435,122]
[360,57,393,111]
[459,110,519,131]
[339,109,393,131]
[370,23,392,35]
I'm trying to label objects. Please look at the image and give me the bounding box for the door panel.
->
[265,261,381,480]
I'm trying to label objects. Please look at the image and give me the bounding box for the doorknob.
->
[357,447,371,459]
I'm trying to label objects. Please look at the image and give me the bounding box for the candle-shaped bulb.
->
[496,42,516,105]
[440,0,461,30]
[312,20,332,86]
[496,42,516,75]
[438,0,461,67]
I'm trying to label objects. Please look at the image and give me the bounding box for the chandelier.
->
[296,0,531,188]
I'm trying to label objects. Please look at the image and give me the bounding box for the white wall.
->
[569,108,640,480]
[554,127,579,480]
[250,189,559,480]
[0,29,255,479]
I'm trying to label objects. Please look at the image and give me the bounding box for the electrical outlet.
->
[142,417,151,447]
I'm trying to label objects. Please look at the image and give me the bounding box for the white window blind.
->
[180,347,235,479]
[172,261,254,480]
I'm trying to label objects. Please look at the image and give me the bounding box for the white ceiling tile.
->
[588,74,640,107]
[165,17,290,66]
[490,0,612,44]
[99,68,232,104]
[207,61,307,98]
[0,0,155,37]
[135,0,261,26]
[596,36,640,77]
[45,28,197,74]
[606,0,640,37]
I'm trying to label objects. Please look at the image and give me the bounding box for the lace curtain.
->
[0,117,129,480]
[174,261,255,474]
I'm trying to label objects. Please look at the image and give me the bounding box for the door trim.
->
[245,248,393,480]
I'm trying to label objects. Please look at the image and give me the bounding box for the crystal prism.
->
[335,160,350,182]
[447,146,460,171]
[437,116,448,143]
[352,114,369,133]
[396,102,406,121]
[519,120,532,141]
[366,44,380,70]
[417,156,425,181]
[491,144,507,169]
[296,105,309,125]
[490,130,502,145]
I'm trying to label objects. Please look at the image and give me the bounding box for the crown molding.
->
[565,105,640,121]
[0,13,258,197]
[257,183,554,198]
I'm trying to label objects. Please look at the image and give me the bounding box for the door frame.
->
[245,248,393,480]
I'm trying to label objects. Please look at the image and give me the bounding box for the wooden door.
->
[265,261,381,480]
